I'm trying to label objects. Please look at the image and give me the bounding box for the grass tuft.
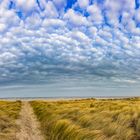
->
[31,98,140,140]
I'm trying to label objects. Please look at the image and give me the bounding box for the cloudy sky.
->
[0,0,140,97]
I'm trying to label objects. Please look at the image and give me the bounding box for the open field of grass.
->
[0,101,21,140]
[31,98,140,140]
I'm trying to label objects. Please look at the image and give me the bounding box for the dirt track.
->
[16,102,44,140]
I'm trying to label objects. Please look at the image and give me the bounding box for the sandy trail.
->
[16,101,45,140]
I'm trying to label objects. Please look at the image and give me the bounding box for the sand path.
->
[16,101,45,140]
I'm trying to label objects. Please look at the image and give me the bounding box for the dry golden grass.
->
[30,98,140,140]
[0,100,21,140]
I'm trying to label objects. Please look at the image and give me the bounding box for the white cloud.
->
[42,1,58,18]
[135,9,140,23]
[70,31,91,43]
[113,78,137,84]
[14,0,36,12]
[104,0,135,27]
[87,4,103,24]
[0,23,6,32]
[77,0,89,8]
[0,8,20,34]
[0,52,17,62]
[0,0,139,86]
[0,0,10,9]
[25,13,42,29]
[42,19,65,28]
[88,26,98,37]
[64,9,90,26]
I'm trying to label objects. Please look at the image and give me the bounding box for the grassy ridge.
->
[31,98,140,140]
[0,100,21,140]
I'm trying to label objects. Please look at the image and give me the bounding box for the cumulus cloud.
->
[15,0,37,12]
[87,4,103,24]
[64,9,90,26]
[77,0,89,8]
[0,23,6,32]
[42,1,58,18]
[0,0,139,88]
[42,19,65,28]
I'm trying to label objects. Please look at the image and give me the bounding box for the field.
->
[31,98,140,140]
[0,101,21,140]
[0,98,140,140]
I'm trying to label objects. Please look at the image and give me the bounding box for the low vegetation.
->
[31,98,140,140]
[0,100,21,140]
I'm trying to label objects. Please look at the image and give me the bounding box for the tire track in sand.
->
[16,101,45,140]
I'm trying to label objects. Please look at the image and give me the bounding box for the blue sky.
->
[0,0,140,97]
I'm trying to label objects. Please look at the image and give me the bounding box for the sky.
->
[0,0,140,97]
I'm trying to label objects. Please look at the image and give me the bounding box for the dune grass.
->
[0,100,21,140]
[31,98,140,140]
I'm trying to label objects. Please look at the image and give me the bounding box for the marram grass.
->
[31,98,140,140]
[0,100,21,140]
